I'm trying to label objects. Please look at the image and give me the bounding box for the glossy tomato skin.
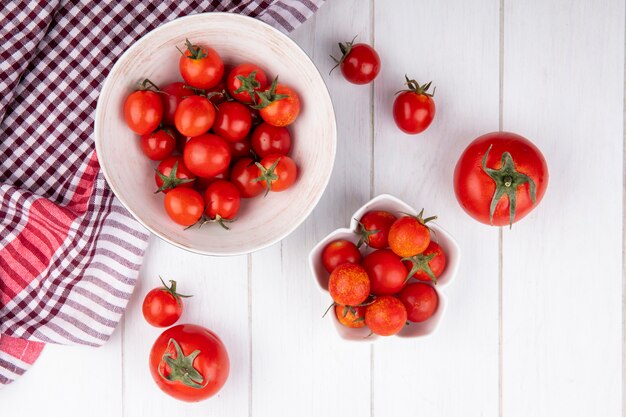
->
[321,239,361,273]
[230,158,264,198]
[341,43,381,84]
[193,168,230,192]
[161,82,191,125]
[175,96,216,137]
[257,154,297,192]
[164,188,204,226]
[228,139,252,159]
[365,296,407,336]
[142,288,182,327]
[361,249,408,295]
[212,102,252,142]
[357,210,397,249]
[140,128,176,161]
[155,156,196,194]
[388,216,431,258]
[454,131,548,226]
[250,123,292,158]
[227,63,268,104]
[259,85,300,127]
[179,46,224,89]
[183,134,231,178]
[149,324,229,402]
[335,305,366,328]
[393,91,435,134]
[397,283,438,323]
[204,180,241,221]
[328,263,370,306]
[124,90,163,135]
[403,241,446,282]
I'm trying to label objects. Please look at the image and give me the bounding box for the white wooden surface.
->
[1,1,624,416]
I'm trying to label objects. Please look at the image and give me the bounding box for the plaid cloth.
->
[0,0,323,386]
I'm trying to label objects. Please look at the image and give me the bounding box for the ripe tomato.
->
[212,102,252,142]
[254,154,297,195]
[164,188,204,226]
[228,138,252,159]
[178,39,224,89]
[365,296,407,336]
[328,263,370,306]
[254,79,300,127]
[140,128,176,161]
[174,96,215,137]
[142,277,191,327]
[331,37,380,84]
[335,304,366,329]
[454,131,548,227]
[361,249,408,295]
[356,210,397,249]
[403,241,446,284]
[193,167,230,192]
[250,123,292,158]
[393,76,436,134]
[204,180,241,229]
[161,82,192,125]
[183,134,231,178]
[149,324,229,402]
[397,283,438,323]
[206,79,228,105]
[230,158,265,198]
[123,90,163,135]
[227,63,269,104]
[321,239,361,273]
[155,156,196,193]
[388,210,436,258]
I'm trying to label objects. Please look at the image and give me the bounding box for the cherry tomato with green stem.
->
[253,78,300,127]
[203,180,241,229]
[124,89,163,135]
[142,277,192,327]
[178,39,224,89]
[356,210,397,249]
[230,158,265,198]
[335,304,366,329]
[403,241,446,284]
[155,156,196,194]
[227,63,269,104]
[393,76,436,135]
[254,154,298,195]
[330,36,380,85]
[388,210,436,258]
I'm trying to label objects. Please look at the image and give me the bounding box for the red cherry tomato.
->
[183,134,231,178]
[250,123,292,158]
[193,167,231,192]
[204,180,241,228]
[388,211,435,258]
[140,128,176,161]
[397,283,439,323]
[142,277,191,327]
[227,63,269,104]
[255,79,300,127]
[228,138,252,159]
[335,304,366,328]
[321,239,361,273]
[328,263,370,306]
[178,40,224,89]
[206,79,228,105]
[393,77,436,135]
[255,154,297,194]
[149,324,229,402]
[174,96,215,137]
[365,296,407,336]
[361,249,408,295]
[163,188,204,226]
[155,156,196,194]
[212,102,252,142]
[332,38,380,84]
[356,210,397,249]
[230,157,265,198]
[161,82,192,125]
[123,90,163,135]
[403,241,446,284]
[454,131,549,227]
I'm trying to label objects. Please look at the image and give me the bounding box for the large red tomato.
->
[454,131,548,227]
[149,324,229,402]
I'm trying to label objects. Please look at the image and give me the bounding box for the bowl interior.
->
[95,13,336,256]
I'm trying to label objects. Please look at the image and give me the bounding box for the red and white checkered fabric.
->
[0,0,323,386]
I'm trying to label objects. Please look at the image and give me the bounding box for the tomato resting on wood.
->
[393,76,436,135]
[453,131,548,227]
[331,37,381,85]
[142,277,191,327]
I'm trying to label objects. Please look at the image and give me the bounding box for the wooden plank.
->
[249,1,373,416]
[122,236,249,416]
[372,0,501,416]
[501,1,624,416]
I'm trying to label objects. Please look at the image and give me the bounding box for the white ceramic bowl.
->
[308,194,460,342]
[95,13,336,256]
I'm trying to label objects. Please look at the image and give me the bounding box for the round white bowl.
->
[308,194,460,342]
[95,13,336,256]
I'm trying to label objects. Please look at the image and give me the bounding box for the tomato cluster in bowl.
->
[309,194,459,341]
[122,39,301,229]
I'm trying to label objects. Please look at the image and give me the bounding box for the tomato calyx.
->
[252,157,281,196]
[329,35,358,75]
[251,77,288,110]
[138,78,162,92]
[155,160,195,193]
[403,208,438,226]
[355,219,380,249]
[402,253,438,284]
[178,38,207,60]
[158,338,208,389]
[397,75,436,97]
[235,70,262,103]
[190,213,236,231]
[481,144,537,227]
[159,276,192,306]
[323,298,376,318]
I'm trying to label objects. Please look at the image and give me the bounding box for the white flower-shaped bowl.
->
[308,194,460,342]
